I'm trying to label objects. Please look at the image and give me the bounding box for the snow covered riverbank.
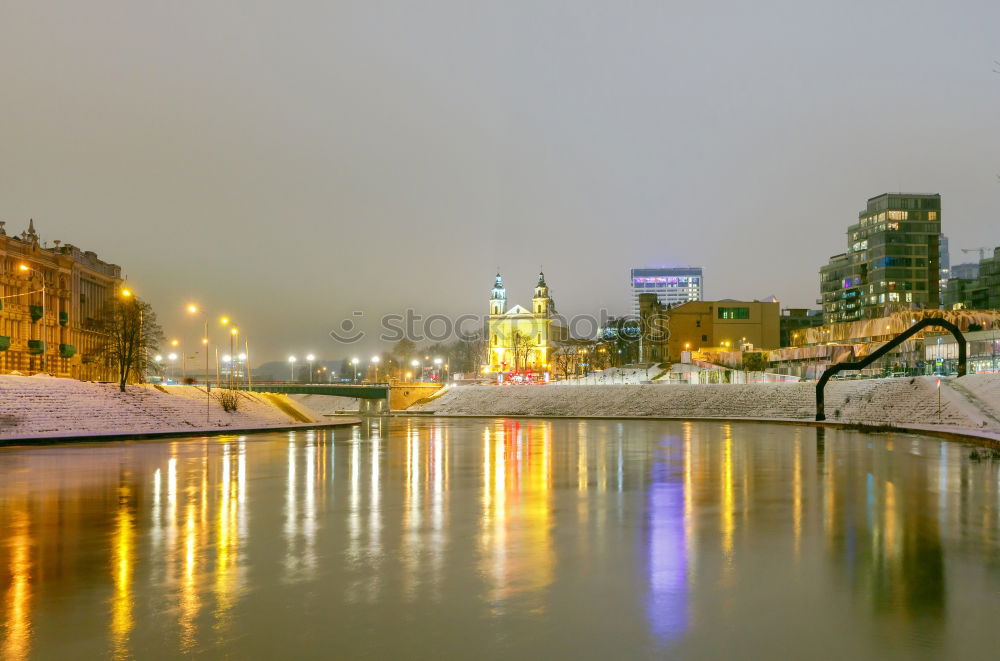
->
[410,375,1000,436]
[0,375,341,441]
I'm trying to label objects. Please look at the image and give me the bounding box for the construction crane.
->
[961,247,991,261]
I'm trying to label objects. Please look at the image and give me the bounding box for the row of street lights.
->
[157,303,252,422]
[286,354,317,383]
[343,355,448,384]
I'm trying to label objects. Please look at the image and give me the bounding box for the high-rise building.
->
[630,267,702,317]
[942,247,1000,310]
[819,193,941,324]
[939,233,950,294]
[951,262,980,280]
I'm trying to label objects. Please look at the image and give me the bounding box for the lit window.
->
[718,307,750,320]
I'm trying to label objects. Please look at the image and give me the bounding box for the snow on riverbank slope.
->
[0,375,324,440]
[410,375,1000,433]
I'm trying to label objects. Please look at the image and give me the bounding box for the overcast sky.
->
[2,1,998,362]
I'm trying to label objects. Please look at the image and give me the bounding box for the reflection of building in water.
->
[479,420,553,612]
[821,431,946,643]
[643,449,688,642]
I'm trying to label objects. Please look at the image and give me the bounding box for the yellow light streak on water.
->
[721,425,734,564]
[794,434,802,559]
[2,508,32,661]
[110,486,134,660]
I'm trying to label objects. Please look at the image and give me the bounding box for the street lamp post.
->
[228,326,239,388]
[371,355,380,383]
[433,357,443,382]
[18,264,47,373]
[119,287,146,384]
[351,357,359,383]
[185,304,210,422]
[288,356,297,382]
[306,354,315,384]
[411,359,420,382]
[170,339,184,381]
[238,352,247,388]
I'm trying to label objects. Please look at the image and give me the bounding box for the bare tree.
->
[511,331,534,372]
[552,342,577,380]
[95,295,164,392]
[450,332,488,374]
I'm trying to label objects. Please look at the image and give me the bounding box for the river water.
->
[0,418,998,659]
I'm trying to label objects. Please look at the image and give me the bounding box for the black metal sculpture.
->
[815,318,966,421]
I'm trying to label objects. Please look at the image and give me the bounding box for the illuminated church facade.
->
[485,271,558,374]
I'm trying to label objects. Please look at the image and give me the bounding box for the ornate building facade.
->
[0,220,122,379]
[485,271,557,374]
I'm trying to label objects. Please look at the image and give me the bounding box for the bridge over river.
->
[229,382,442,412]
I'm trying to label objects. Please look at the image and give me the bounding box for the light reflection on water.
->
[0,418,998,659]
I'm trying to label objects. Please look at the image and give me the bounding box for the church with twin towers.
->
[485,270,561,375]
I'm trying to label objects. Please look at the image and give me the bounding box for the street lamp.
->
[351,357,359,383]
[411,359,420,382]
[170,339,186,380]
[168,352,178,381]
[18,263,47,373]
[434,357,443,382]
[185,303,210,422]
[228,326,239,388]
[288,355,297,382]
[371,355,380,383]
[306,354,315,384]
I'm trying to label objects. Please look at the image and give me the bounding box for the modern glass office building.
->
[630,267,703,317]
[820,193,941,324]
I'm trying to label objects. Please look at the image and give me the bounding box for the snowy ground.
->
[410,375,1000,436]
[0,375,332,441]
[552,366,664,385]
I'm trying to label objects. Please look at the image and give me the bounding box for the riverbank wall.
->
[410,375,1000,437]
[0,375,336,441]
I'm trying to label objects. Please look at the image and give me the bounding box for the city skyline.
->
[2,2,999,361]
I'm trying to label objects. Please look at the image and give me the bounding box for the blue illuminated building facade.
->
[630,267,703,317]
[820,193,941,324]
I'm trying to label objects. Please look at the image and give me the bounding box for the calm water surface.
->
[1,418,999,659]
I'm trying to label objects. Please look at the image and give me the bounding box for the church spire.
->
[533,269,553,315]
[490,271,507,315]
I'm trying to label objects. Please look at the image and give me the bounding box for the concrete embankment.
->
[0,375,354,442]
[410,375,1000,439]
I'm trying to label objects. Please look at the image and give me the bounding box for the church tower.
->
[532,270,553,315]
[490,272,507,316]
